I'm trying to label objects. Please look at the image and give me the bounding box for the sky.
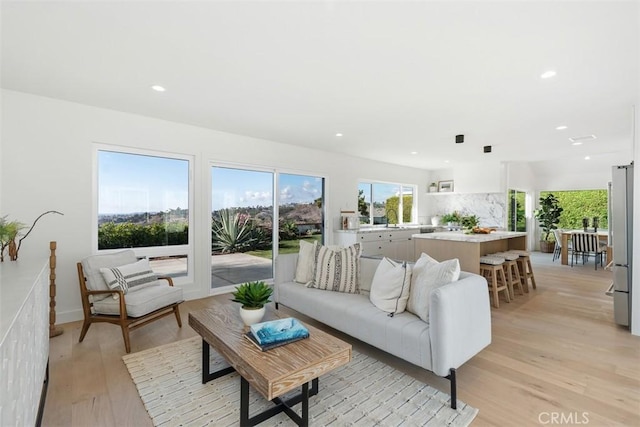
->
[98,151,323,214]
[358,182,407,204]
[98,151,189,214]
[211,167,323,209]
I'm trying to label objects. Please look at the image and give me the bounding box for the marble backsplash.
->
[423,193,506,228]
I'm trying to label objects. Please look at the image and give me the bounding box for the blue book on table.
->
[250,318,309,346]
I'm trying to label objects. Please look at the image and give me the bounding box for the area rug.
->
[122,337,478,426]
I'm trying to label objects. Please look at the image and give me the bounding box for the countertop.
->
[412,231,527,243]
[335,225,426,234]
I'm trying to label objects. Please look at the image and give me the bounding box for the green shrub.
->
[98,221,188,249]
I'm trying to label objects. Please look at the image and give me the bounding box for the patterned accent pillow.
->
[100,258,158,298]
[407,253,460,322]
[369,257,412,314]
[310,244,361,293]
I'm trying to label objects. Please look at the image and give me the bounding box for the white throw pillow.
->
[100,258,158,298]
[294,239,317,284]
[407,253,460,322]
[310,244,361,293]
[369,257,412,314]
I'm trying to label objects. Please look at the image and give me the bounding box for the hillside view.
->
[98,203,322,250]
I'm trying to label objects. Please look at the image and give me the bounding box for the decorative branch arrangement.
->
[0,210,64,261]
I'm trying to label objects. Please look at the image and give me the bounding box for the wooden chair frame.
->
[77,262,183,353]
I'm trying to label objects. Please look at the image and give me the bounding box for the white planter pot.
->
[239,306,266,326]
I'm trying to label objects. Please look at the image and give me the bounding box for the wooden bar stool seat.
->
[508,250,536,292]
[479,256,510,308]
[491,252,524,299]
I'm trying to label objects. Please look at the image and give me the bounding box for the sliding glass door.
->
[211,167,274,290]
[278,173,324,252]
[211,167,325,291]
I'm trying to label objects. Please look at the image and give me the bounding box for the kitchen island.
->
[413,231,528,274]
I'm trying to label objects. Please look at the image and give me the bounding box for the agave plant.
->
[231,281,273,309]
[211,208,255,253]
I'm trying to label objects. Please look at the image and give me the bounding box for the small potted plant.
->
[534,194,563,253]
[460,214,479,232]
[440,211,462,229]
[231,281,274,326]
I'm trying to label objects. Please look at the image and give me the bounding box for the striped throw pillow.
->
[310,244,361,293]
[100,258,158,298]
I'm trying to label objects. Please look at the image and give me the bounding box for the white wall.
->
[506,161,536,191]
[528,153,633,191]
[454,161,505,194]
[1,90,429,323]
[428,161,505,194]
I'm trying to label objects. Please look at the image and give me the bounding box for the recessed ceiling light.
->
[571,141,583,146]
[444,160,450,164]
[540,70,556,79]
[556,125,568,130]
[584,156,591,160]
[335,133,343,137]
[410,151,418,155]
[151,85,166,92]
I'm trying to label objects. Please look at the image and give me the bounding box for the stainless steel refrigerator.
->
[611,164,633,327]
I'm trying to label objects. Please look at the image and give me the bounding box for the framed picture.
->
[438,180,454,192]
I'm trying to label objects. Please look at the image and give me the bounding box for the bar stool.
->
[508,250,536,292]
[479,256,510,308]
[492,252,524,299]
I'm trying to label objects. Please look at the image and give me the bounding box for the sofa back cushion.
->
[369,257,412,314]
[358,257,381,293]
[310,243,361,293]
[407,253,460,322]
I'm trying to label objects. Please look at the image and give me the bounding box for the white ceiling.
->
[2,1,638,171]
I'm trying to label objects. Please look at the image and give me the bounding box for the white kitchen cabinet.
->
[334,229,416,261]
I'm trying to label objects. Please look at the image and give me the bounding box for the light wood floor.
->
[42,252,640,426]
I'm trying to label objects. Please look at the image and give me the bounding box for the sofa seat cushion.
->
[92,281,183,317]
[278,281,432,371]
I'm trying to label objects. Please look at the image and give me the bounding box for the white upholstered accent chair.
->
[77,249,183,353]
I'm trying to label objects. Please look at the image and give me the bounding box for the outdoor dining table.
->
[560,229,612,266]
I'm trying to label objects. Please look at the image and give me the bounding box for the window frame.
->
[358,180,417,225]
[93,144,195,285]
[209,161,327,294]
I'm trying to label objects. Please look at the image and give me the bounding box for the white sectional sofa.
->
[274,253,492,409]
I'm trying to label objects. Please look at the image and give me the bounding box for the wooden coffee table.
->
[188,300,351,426]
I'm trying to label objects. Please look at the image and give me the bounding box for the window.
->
[358,181,416,225]
[96,148,193,283]
[540,189,608,229]
[507,189,527,232]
